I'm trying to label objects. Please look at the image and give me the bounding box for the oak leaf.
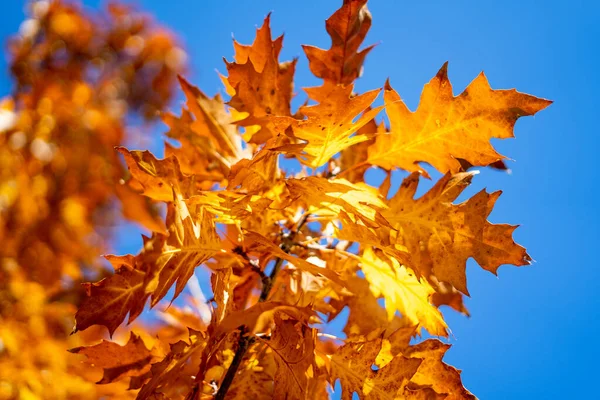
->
[118,147,190,202]
[303,0,374,85]
[330,337,422,400]
[146,196,221,306]
[115,182,167,234]
[404,340,476,400]
[214,302,312,338]
[225,14,296,143]
[185,191,272,225]
[270,316,317,400]
[243,230,344,286]
[178,76,242,161]
[286,176,387,224]
[227,145,280,194]
[137,333,206,400]
[342,276,407,340]
[69,332,156,384]
[74,260,147,337]
[275,84,382,168]
[359,248,447,336]
[367,64,552,175]
[383,172,531,295]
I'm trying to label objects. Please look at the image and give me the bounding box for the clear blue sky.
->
[1,1,598,399]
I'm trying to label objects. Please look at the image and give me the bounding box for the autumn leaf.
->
[145,195,221,306]
[330,337,422,399]
[225,14,296,143]
[384,172,531,295]
[137,333,206,400]
[334,211,410,266]
[359,247,447,336]
[214,302,312,338]
[185,191,272,225]
[274,83,382,168]
[178,76,242,160]
[74,261,148,337]
[225,369,274,400]
[339,115,383,182]
[53,1,551,399]
[342,276,408,339]
[404,340,476,400]
[76,195,220,335]
[69,332,156,384]
[303,0,374,85]
[366,64,552,175]
[118,147,190,202]
[270,316,316,399]
[227,145,280,194]
[285,176,387,224]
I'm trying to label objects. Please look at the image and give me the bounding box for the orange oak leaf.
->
[145,195,221,306]
[334,211,410,266]
[162,111,230,185]
[274,84,382,168]
[69,332,156,384]
[367,64,552,175]
[74,260,147,337]
[185,191,272,225]
[225,368,274,400]
[339,115,383,182]
[270,316,317,400]
[383,172,531,295]
[76,195,220,335]
[225,14,296,143]
[341,276,407,340]
[214,302,312,338]
[227,145,280,194]
[404,340,476,400]
[137,332,206,399]
[330,337,422,400]
[117,147,190,201]
[303,0,374,85]
[178,76,242,160]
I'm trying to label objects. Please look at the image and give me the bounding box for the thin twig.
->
[214,327,255,400]
[212,213,310,399]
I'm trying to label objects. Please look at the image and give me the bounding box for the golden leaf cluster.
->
[1,0,550,399]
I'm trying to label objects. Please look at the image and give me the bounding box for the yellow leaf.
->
[359,248,447,337]
[286,176,387,224]
[115,182,167,234]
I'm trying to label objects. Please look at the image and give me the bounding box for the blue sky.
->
[1,1,598,398]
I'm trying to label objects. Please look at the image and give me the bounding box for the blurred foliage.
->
[0,1,185,398]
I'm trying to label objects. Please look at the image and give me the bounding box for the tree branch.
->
[212,213,310,400]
